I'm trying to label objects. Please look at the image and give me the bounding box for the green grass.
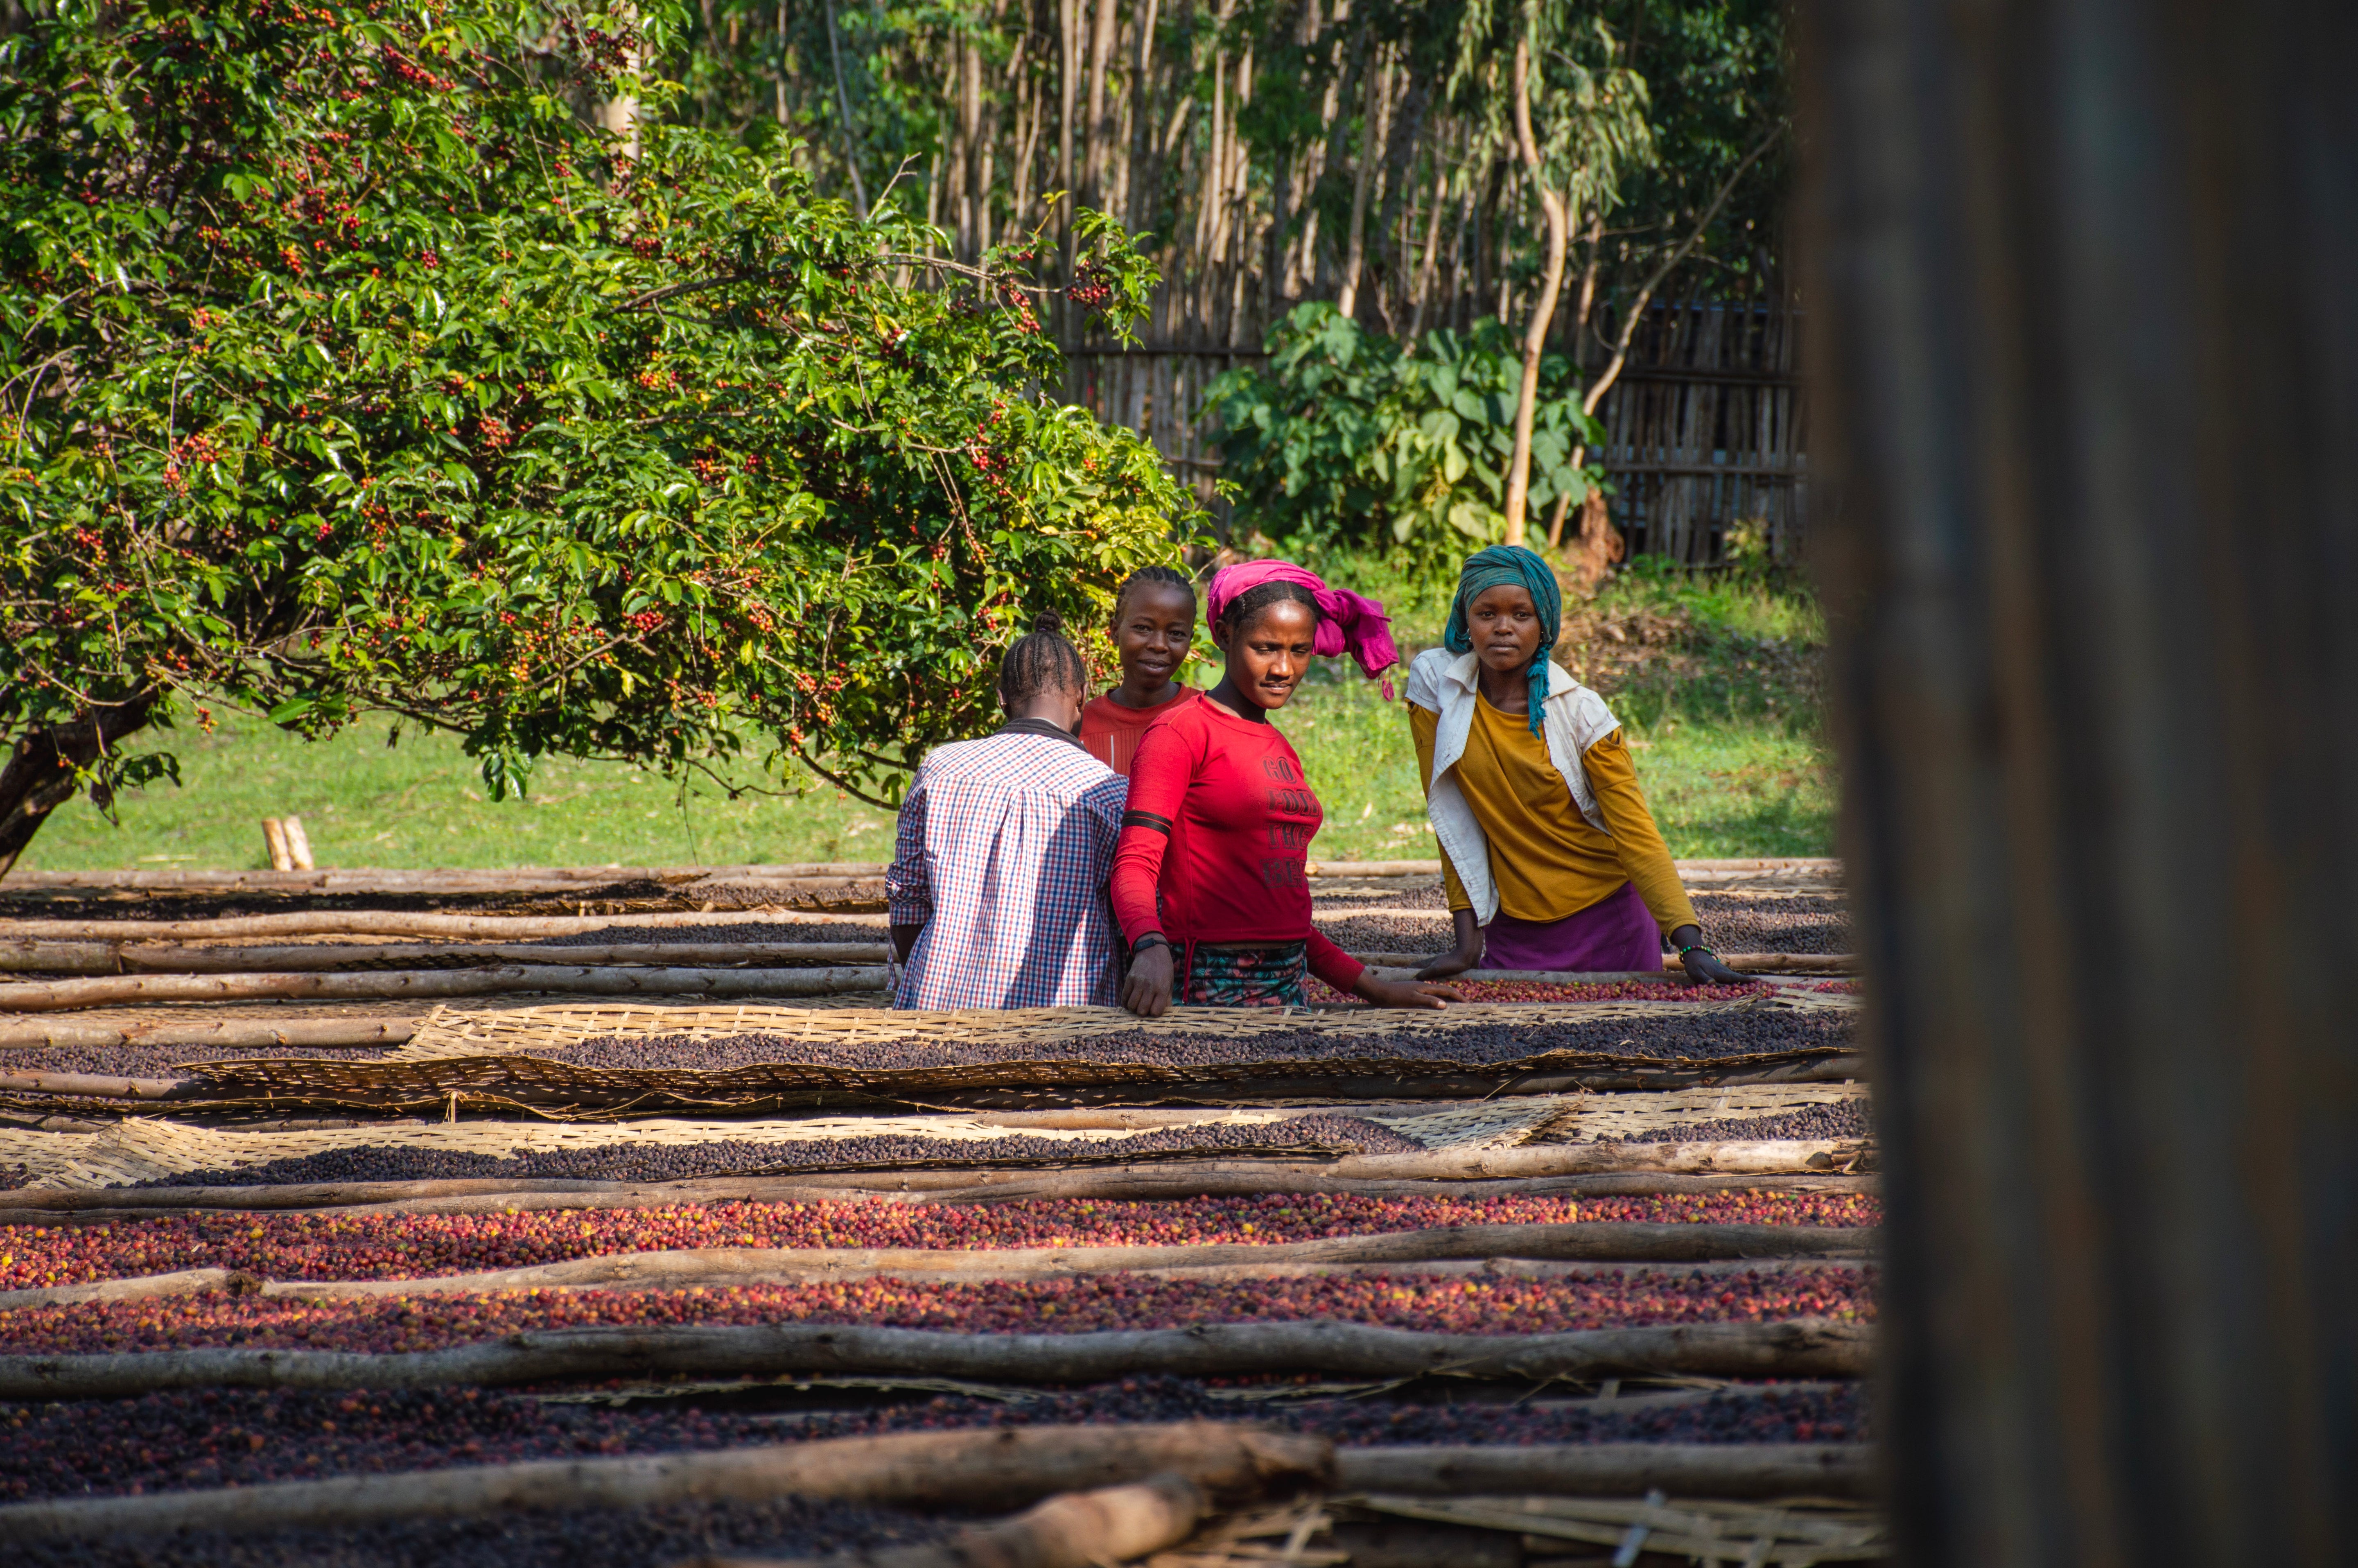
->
[18,559,1834,873]
[18,717,899,873]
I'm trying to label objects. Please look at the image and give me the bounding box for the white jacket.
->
[1405,646,1622,926]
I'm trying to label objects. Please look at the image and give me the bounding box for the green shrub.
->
[1204,303,1604,561]
[0,0,1200,867]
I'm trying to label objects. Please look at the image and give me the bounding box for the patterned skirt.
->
[1175,940,1309,1007]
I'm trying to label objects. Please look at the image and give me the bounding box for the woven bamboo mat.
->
[177,1043,1849,1100]
[393,993,1854,1060]
[0,1095,1622,1191]
[1523,1083,1868,1144]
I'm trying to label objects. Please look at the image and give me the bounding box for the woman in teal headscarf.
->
[1402,545,1743,982]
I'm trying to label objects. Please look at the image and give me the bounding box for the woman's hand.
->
[1669,926,1748,986]
[1416,908,1484,980]
[1354,971,1464,1010]
[1122,943,1175,1017]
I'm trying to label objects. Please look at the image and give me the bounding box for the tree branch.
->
[1581,129,1780,419]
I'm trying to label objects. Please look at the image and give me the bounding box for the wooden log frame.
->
[0,1421,1330,1539]
[0,910,893,943]
[0,1221,1877,1310]
[0,1253,1862,1311]
[0,1145,1873,1213]
[711,1472,1211,1568]
[0,856,1834,896]
[0,1164,1876,1221]
[0,939,899,974]
[0,1016,421,1051]
[0,964,888,1012]
[0,1056,1867,1118]
[0,1316,1874,1401]
[0,1432,1872,1542]
[0,938,1856,978]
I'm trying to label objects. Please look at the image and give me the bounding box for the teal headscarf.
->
[1441,545,1562,735]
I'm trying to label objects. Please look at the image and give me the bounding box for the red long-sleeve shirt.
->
[1109,697,1364,992]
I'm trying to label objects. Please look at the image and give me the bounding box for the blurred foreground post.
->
[1796,2,2358,1566]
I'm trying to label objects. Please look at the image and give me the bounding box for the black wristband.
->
[1130,933,1170,957]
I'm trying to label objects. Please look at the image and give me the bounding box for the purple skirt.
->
[1480,881,1664,972]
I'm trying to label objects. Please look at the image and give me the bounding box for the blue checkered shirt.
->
[886,728,1129,1010]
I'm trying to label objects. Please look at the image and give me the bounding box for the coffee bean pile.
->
[0,1266,1877,1356]
[1317,897,1849,960]
[1313,881,1450,910]
[4,1190,1881,1292]
[533,920,888,947]
[547,1009,1855,1075]
[1,1043,397,1081]
[777,1372,1871,1450]
[1688,894,1851,954]
[1596,1100,1875,1145]
[133,1116,1426,1192]
[0,1378,1867,1506]
[1313,913,1458,952]
[17,1494,947,1568]
[1306,978,1773,1005]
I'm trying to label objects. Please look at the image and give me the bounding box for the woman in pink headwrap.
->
[1108,560,1461,1016]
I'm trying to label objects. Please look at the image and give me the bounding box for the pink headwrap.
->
[1206,559,1400,683]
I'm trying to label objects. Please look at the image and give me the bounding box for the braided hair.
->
[997,611,1091,709]
[1114,563,1198,617]
[1213,580,1323,639]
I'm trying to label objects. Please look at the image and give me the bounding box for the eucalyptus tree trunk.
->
[1501,36,1569,547]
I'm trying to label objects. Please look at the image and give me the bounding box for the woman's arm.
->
[1407,703,1484,979]
[1583,730,1745,985]
[1111,723,1190,1016]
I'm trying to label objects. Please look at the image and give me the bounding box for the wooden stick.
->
[0,940,1847,977]
[0,1165,1876,1220]
[0,1143,1869,1215]
[0,1016,417,1051]
[0,1316,1873,1401]
[261,818,293,873]
[0,1069,185,1098]
[1333,1440,1875,1500]
[1,858,1839,895]
[1,864,892,893]
[0,940,896,975]
[0,963,888,1012]
[698,1471,1208,1568]
[280,816,315,872]
[0,1223,1876,1310]
[4,860,1452,892]
[0,1422,1326,1540]
[0,1254,1864,1311]
[0,911,889,943]
[0,1267,243,1308]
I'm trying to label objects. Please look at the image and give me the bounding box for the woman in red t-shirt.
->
[1110,561,1461,1017]
[1080,565,1200,777]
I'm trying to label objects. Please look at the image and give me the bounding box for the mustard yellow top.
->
[1410,695,1698,935]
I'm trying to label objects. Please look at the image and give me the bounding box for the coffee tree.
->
[0,0,1198,872]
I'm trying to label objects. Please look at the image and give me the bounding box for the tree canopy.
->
[0,0,1200,869]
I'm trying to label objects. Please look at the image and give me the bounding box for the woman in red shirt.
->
[1110,561,1459,1016]
[1080,565,1200,777]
